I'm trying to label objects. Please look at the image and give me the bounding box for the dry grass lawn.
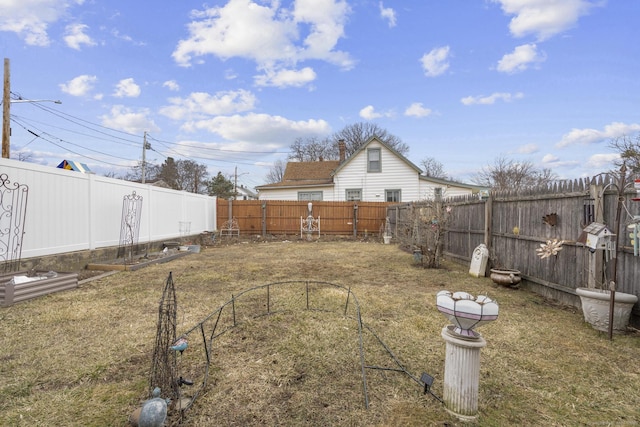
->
[1,240,639,426]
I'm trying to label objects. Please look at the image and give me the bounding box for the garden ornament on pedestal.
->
[436,290,498,421]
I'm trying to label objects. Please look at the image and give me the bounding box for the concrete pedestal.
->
[441,325,487,421]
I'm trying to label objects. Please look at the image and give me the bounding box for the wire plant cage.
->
[0,174,29,273]
[118,191,143,263]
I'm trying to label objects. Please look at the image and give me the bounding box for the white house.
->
[256,137,483,201]
[235,184,258,200]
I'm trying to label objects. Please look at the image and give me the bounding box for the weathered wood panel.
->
[217,199,392,236]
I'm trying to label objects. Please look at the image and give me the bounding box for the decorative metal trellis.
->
[300,203,320,240]
[118,191,143,263]
[155,279,438,424]
[149,272,180,403]
[0,174,29,273]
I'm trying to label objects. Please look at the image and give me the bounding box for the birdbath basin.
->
[436,290,499,338]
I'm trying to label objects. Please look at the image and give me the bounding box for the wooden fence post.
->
[588,183,604,288]
[353,203,358,237]
[261,201,267,236]
[484,196,493,273]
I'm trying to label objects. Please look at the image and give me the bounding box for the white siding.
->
[258,186,333,201]
[333,140,420,202]
[418,180,474,200]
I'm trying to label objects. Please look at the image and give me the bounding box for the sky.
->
[1,0,639,190]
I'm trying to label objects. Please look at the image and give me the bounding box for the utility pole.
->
[2,58,61,159]
[234,165,238,195]
[2,58,10,159]
[142,131,150,183]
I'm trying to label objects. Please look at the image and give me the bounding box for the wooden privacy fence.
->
[389,177,640,318]
[216,199,392,237]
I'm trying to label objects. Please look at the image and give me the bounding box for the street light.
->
[10,99,61,104]
[3,57,62,158]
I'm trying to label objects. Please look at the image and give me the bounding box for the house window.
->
[434,187,442,200]
[367,148,381,172]
[385,189,401,202]
[345,189,362,201]
[298,191,323,201]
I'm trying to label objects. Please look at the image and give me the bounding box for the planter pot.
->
[576,287,638,333]
[489,268,522,288]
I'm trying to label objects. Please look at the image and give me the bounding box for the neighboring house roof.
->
[57,159,92,173]
[419,175,486,192]
[256,160,340,190]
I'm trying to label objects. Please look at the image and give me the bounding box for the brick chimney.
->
[338,139,346,162]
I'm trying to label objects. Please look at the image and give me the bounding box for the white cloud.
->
[59,74,97,97]
[517,143,539,154]
[557,122,640,148]
[461,92,524,105]
[0,0,84,46]
[100,105,160,134]
[497,43,546,73]
[379,2,396,28]
[492,0,596,41]
[254,67,317,88]
[159,90,257,120]
[586,153,620,169]
[420,46,450,77]
[359,105,395,120]
[113,78,141,98]
[163,80,180,91]
[360,105,381,120]
[172,0,353,74]
[404,102,432,118]
[182,112,331,145]
[64,23,95,50]
[541,154,581,169]
[111,29,146,46]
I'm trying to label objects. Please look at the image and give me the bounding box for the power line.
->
[10,117,136,165]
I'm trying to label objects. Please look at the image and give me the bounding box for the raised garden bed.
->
[86,250,192,272]
[0,270,78,307]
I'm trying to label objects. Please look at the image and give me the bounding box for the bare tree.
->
[420,157,447,179]
[286,122,408,165]
[176,160,209,194]
[331,122,408,158]
[16,152,34,162]
[609,134,640,176]
[473,156,557,190]
[125,160,161,182]
[127,158,209,193]
[288,137,333,162]
[265,159,286,183]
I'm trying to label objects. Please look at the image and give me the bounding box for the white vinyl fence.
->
[1,158,217,259]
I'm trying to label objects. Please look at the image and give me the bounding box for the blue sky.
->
[2,0,639,189]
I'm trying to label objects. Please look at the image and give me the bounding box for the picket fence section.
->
[1,158,216,260]
[216,199,392,237]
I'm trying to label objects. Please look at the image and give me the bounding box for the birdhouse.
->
[578,222,615,250]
